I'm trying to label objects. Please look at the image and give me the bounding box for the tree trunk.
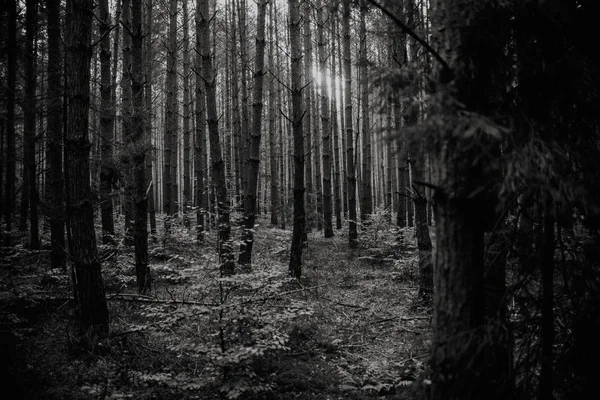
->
[343,0,357,247]
[288,0,305,278]
[144,0,157,238]
[182,0,192,226]
[199,0,235,275]
[163,0,178,231]
[122,0,134,245]
[50,10,67,251]
[429,0,510,398]
[359,3,372,222]
[24,0,39,249]
[46,0,66,264]
[65,0,109,336]
[331,7,342,230]
[268,0,278,226]
[194,0,207,242]
[238,0,250,203]
[98,0,115,244]
[238,0,267,266]
[229,0,242,210]
[303,2,313,231]
[131,0,150,293]
[317,0,333,238]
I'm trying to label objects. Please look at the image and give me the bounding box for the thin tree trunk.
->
[99,0,115,244]
[230,0,242,209]
[144,0,157,237]
[268,0,278,226]
[288,0,305,278]
[239,0,267,265]
[131,0,150,293]
[182,0,192,226]
[65,0,109,336]
[303,2,313,231]
[199,0,235,275]
[331,6,342,230]
[122,0,134,245]
[276,7,286,230]
[359,3,372,222]
[163,0,178,232]
[238,0,250,203]
[194,0,207,242]
[24,0,39,248]
[343,0,357,247]
[317,0,333,238]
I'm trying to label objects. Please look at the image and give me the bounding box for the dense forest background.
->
[1,0,600,399]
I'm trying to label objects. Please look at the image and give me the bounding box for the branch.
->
[365,0,453,82]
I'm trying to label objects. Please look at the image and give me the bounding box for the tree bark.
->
[163,0,178,231]
[98,0,115,244]
[65,0,109,336]
[194,0,207,242]
[199,0,235,275]
[331,6,342,230]
[268,0,278,226]
[46,0,66,264]
[122,0,134,245]
[144,0,157,238]
[303,2,313,231]
[182,0,192,226]
[317,0,333,238]
[239,0,267,266]
[131,0,150,293]
[343,0,357,247]
[359,3,372,223]
[24,0,39,249]
[288,0,305,278]
[238,0,250,203]
[429,0,511,398]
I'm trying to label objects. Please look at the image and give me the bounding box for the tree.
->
[428,0,511,397]
[182,0,192,225]
[199,0,235,275]
[163,0,178,231]
[317,0,333,238]
[5,0,17,241]
[238,0,268,266]
[359,2,373,222]
[98,0,115,244]
[343,0,357,247]
[405,0,433,299]
[144,0,157,238]
[330,4,342,230]
[302,1,313,231]
[268,0,279,226]
[122,0,134,244]
[23,0,39,249]
[64,0,109,336]
[131,0,150,293]
[194,0,207,242]
[288,0,305,278]
[46,0,66,267]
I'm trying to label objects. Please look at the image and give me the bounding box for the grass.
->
[0,214,432,399]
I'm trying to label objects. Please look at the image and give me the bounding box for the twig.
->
[365,0,453,81]
[320,295,369,310]
[371,315,431,325]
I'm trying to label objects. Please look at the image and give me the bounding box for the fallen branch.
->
[320,295,369,310]
[371,315,431,325]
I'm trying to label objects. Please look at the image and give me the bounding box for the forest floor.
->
[0,215,432,399]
